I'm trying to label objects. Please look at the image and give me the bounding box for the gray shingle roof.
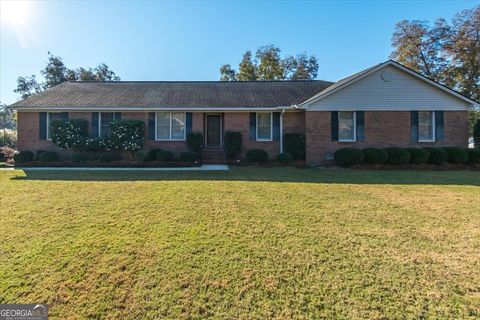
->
[10,80,334,109]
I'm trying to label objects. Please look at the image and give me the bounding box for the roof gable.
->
[300,60,478,110]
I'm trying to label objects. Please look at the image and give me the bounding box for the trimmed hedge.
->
[186,132,203,153]
[156,150,174,162]
[98,152,114,163]
[443,147,469,164]
[246,149,268,163]
[134,150,147,162]
[467,149,480,164]
[385,147,410,165]
[362,148,388,165]
[13,151,34,163]
[179,151,198,163]
[145,148,161,162]
[39,151,59,162]
[284,133,306,160]
[72,152,88,163]
[276,152,293,165]
[224,131,242,160]
[334,148,364,166]
[407,148,429,165]
[423,147,448,165]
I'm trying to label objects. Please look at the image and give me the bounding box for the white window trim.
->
[338,111,356,142]
[256,112,273,142]
[155,112,187,141]
[418,111,436,142]
[98,112,119,137]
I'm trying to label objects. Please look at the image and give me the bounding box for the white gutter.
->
[279,108,286,153]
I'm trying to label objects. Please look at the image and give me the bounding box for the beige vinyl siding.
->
[307,65,472,111]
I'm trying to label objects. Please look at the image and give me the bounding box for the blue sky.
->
[0,0,477,104]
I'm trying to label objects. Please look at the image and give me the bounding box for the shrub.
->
[13,150,34,163]
[362,148,388,165]
[334,148,364,166]
[0,146,16,161]
[51,119,88,150]
[284,133,306,160]
[186,132,203,153]
[179,151,198,163]
[467,149,480,164]
[0,129,17,148]
[98,152,114,163]
[224,131,242,160]
[145,148,161,162]
[442,147,469,164]
[423,147,448,165]
[39,151,59,162]
[156,150,174,162]
[246,149,268,163]
[71,152,88,163]
[277,152,293,165]
[134,150,147,162]
[407,148,429,165]
[385,147,411,165]
[474,119,480,149]
[109,120,145,155]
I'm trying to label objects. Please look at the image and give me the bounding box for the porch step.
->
[202,149,226,163]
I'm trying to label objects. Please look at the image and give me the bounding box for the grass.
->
[0,167,479,319]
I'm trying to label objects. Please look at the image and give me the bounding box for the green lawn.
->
[1,168,479,319]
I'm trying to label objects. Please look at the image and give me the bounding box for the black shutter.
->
[186,112,192,135]
[148,112,156,140]
[272,112,280,141]
[249,113,256,141]
[91,112,99,137]
[115,112,121,120]
[410,111,418,142]
[356,111,365,142]
[331,111,338,141]
[435,111,444,141]
[39,112,47,140]
[61,112,69,120]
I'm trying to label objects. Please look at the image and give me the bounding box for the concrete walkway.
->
[7,165,229,171]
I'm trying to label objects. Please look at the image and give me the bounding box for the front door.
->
[205,114,222,148]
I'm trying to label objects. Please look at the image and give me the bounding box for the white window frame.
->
[418,111,436,142]
[98,112,119,138]
[338,111,356,142]
[155,112,186,141]
[47,112,66,140]
[256,112,273,142]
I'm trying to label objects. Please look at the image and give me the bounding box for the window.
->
[155,112,186,140]
[338,111,356,142]
[99,112,119,138]
[256,112,272,141]
[47,112,67,140]
[418,111,435,142]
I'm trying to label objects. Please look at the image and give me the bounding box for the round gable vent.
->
[381,71,393,82]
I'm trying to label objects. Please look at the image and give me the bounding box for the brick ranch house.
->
[10,60,479,165]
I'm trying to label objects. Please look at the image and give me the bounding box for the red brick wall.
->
[305,111,469,165]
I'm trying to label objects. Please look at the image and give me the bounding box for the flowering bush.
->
[109,120,145,155]
[51,120,88,150]
[84,137,114,152]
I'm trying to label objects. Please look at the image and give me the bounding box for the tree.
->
[219,64,237,81]
[390,5,479,100]
[237,51,257,81]
[219,45,318,81]
[14,52,121,99]
[13,75,41,99]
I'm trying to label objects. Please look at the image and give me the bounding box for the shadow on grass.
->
[9,167,480,186]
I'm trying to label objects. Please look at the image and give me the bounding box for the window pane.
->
[257,113,271,126]
[156,126,170,140]
[171,113,185,139]
[338,111,354,141]
[100,113,114,126]
[418,111,433,141]
[157,112,170,126]
[257,126,271,140]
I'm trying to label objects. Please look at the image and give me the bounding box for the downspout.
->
[280,109,284,153]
